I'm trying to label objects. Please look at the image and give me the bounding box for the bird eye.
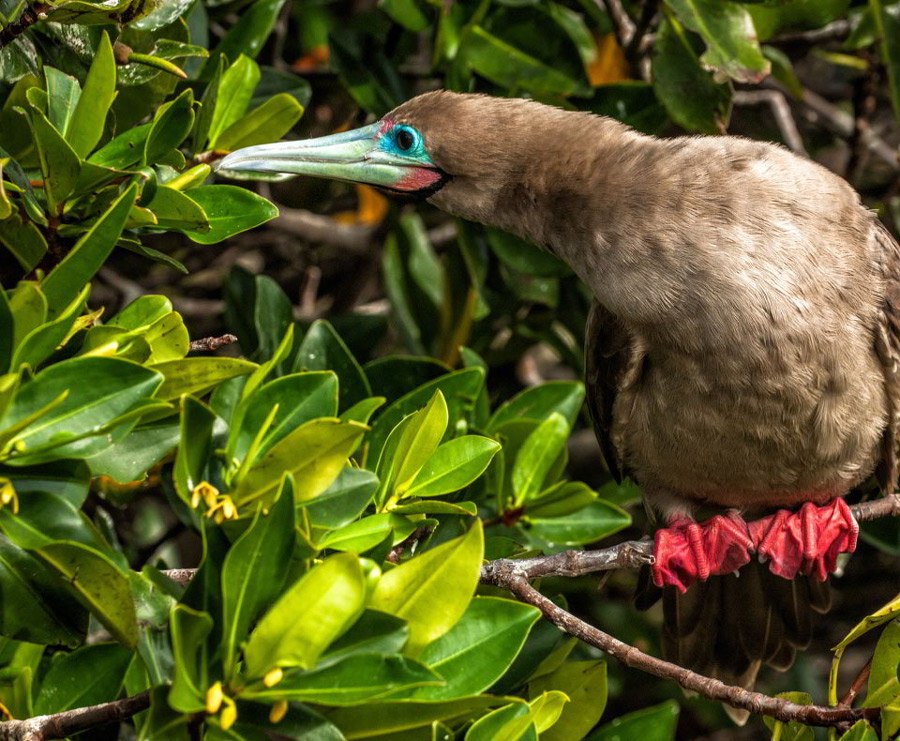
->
[396,127,415,152]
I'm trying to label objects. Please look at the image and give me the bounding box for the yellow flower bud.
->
[220,701,237,731]
[264,667,283,687]
[190,489,201,509]
[269,700,288,724]
[205,682,223,714]
[222,498,236,520]
[13,439,26,452]
[214,510,225,525]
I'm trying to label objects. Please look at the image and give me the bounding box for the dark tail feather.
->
[657,561,831,725]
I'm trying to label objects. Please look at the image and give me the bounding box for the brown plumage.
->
[387,91,900,697]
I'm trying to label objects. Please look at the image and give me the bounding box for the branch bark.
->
[3,495,897,739]
[189,334,238,352]
[0,4,46,51]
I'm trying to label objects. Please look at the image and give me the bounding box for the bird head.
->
[217,91,559,224]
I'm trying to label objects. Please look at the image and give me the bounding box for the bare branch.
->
[0,4,46,51]
[189,334,238,352]
[839,657,872,708]
[0,690,150,741]
[482,567,880,728]
[734,90,808,156]
[598,0,635,49]
[772,20,852,46]
[267,206,377,253]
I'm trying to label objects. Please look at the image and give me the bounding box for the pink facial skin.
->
[396,167,444,191]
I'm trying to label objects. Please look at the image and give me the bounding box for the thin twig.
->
[599,0,635,48]
[0,4,46,51]
[6,495,897,739]
[624,0,658,62]
[0,690,150,741]
[189,334,238,352]
[839,657,872,708]
[733,90,808,156]
[772,20,852,46]
[268,206,377,253]
[482,567,880,728]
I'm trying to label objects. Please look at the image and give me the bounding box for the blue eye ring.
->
[394,125,420,153]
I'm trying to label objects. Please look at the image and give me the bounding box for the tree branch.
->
[733,90,808,156]
[0,690,150,741]
[481,567,880,728]
[4,495,896,739]
[0,4,46,51]
[189,334,238,352]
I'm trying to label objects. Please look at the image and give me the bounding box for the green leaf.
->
[408,597,540,701]
[529,660,607,741]
[231,418,367,506]
[0,215,47,272]
[368,368,485,464]
[389,500,477,516]
[871,0,900,120]
[244,653,441,704]
[34,643,131,714]
[460,26,584,96]
[487,382,585,432]
[11,285,88,371]
[323,610,409,664]
[208,55,260,146]
[39,541,138,648]
[183,185,278,244]
[511,413,569,505]
[67,31,116,157]
[221,474,296,677]
[587,700,679,741]
[651,18,732,134]
[40,184,138,316]
[152,357,256,400]
[45,67,81,138]
[168,604,212,713]
[87,418,180,482]
[485,228,570,279]
[763,693,814,741]
[327,696,508,739]
[0,535,88,647]
[145,186,210,231]
[174,395,216,504]
[90,123,151,169]
[229,372,338,465]
[371,521,483,656]
[27,107,81,211]
[379,0,430,32]
[300,467,378,530]
[2,355,162,461]
[145,88,194,165]
[527,500,631,546]
[838,721,878,741]
[213,0,287,64]
[243,552,366,677]
[318,513,418,552]
[295,320,372,411]
[389,391,449,497]
[865,620,900,707]
[214,93,303,151]
[465,702,535,741]
[666,0,769,83]
[406,436,501,499]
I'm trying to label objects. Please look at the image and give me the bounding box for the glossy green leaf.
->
[529,660,607,741]
[300,467,378,530]
[527,500,631,546]
[465,702,535,741]
[45,67,81,138]
[11,285,87,372]
[872,0,900,120]
[390,391,449,496]
[371,521,483,656]
[511,413,569,505]
[666,0,769,83]
[295,320,372,410]
[368,368,485,464]
[243,552,366,677]
[763,692,814,741]
[174,395,216,503]
[168,604,212,712]
[406,436,501,499]
[865,619,900,707]
[379,0,430,32]
[208,55,260,146]
[221,474,296,677]
[232,418,366,506]
[0,215,47,272]
[183,185,278,244]
[68,31,115,157]
[40,184,138,316]
[389,500,477,516]
[245,653,441,704]
[152,357,256,400]
[145,186,210,232]
[0,535,88,647]
[485,228,570,279]
[587,700,680,741]
[144,88,194,165]
[318,513,418,552]
[214,0,287,63]
[323,610,409,664]
[87,418,180,482]
[487,382,585,432]
[215,93,303,150]
[34,643,131,714]
[89,123,151,169]
[652,18,732,134]
[838,721,878,741]
[28,105,81,212]
[408,597,540,700]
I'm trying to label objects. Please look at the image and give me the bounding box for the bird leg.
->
[749,499,858,582]
[651,512,754,593]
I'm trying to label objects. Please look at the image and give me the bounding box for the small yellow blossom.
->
[220,698,237,730]
[205,682,223,714]
[269,700,288,724]
[191,481,219,510]
[0,478,18,514]
[264,667,283,687]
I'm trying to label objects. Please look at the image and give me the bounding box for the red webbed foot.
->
[652,512,754,593]
[749,499,858,581]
